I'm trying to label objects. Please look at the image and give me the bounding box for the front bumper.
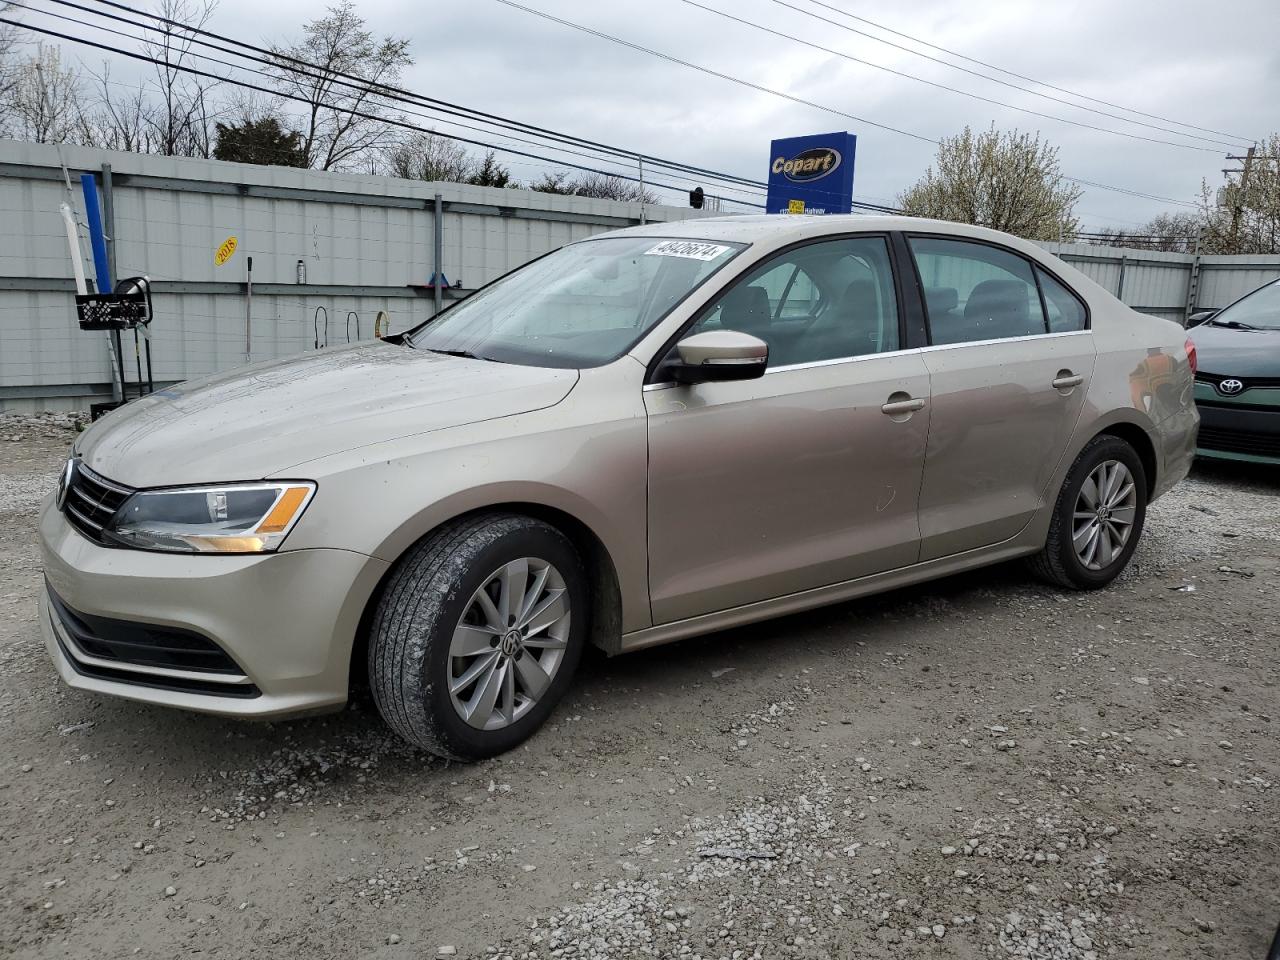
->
[39,497,390,718]
[1195,396,1280,464]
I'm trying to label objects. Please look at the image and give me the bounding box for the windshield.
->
[1211,278,1280,330]
[408,236,744,367]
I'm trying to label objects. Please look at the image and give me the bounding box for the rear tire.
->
[1028,435,1148,590]
[369,513,588,760]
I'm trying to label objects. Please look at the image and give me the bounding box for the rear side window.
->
[1036,267,1088,332]
[909,237,1046,344]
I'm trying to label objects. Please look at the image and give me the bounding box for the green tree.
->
[899,125,1081,241]
[213,117,307,167]
[466,152,512,188]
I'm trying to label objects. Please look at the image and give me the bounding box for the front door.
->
[644,235,931,625]
[905,235,1097,560]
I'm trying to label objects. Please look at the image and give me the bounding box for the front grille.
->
[1196,372,1280,392]
[47,588,258,697]
[62,462,133,544]
[1197,425,1280,458]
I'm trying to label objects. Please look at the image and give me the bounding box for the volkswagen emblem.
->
[55,459,76,510]
[1217,378,1245,396]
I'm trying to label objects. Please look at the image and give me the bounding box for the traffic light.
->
[689,187,705,209]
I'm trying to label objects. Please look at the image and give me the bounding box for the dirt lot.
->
[1,415,1278,960]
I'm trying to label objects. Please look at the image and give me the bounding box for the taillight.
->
[1184,337,1197,375]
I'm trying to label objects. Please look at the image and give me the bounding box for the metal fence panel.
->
[0,140,709,411]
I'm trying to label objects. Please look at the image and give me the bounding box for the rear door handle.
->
[881,397,926,416]
[1052,374,1084,389]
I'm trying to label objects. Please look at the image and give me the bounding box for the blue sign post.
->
[766,131,857,215]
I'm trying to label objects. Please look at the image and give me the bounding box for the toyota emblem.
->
[1217,378,1245,396]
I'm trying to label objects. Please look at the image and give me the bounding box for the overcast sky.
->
[27,0,1280,226]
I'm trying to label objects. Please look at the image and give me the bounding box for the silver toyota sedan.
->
[39,215,1199,759]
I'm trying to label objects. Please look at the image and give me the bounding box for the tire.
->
[1028,435,1148,590]
[369,513,588,760]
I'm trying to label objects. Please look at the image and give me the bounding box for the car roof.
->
[589,214,1054,259]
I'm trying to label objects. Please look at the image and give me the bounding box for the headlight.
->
[104,482,316,554]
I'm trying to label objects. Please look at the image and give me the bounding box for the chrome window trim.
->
[917,329,1092,353]
[640,330,1090,392]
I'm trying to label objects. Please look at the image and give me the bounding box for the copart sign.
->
[765,132,857,215]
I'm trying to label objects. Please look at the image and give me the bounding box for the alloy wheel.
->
[1072,460,1138,571]
[447,558,571,731]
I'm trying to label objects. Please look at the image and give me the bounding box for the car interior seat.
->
[962,279,1036,340]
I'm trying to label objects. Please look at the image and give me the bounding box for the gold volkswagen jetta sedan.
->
[40,216,1199,759]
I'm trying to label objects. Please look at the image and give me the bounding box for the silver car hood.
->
[75,342,578,487]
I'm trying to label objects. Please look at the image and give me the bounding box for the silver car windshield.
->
[408,236,745,368]
[1210,278,1280,330]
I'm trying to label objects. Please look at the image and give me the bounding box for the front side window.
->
[685,236,900,367]
[909,237,1046,344]
[409,237,744,368]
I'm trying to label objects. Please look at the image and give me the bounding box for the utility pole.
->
[1226,145,1255,254]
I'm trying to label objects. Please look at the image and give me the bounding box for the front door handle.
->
[881,396,926,416]
[1052,372,1084,390]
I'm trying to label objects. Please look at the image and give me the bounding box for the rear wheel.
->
[369,513,587,760]
[1028,435,1148,590]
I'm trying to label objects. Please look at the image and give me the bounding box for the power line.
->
[20,0,773,203]
[1,16,770,208]
[782,0,1256,144]
[681,0,1228,154]
[492,0,1205,210]
[489,0,939,146]
[29,0,903,211]
[58,0,773,196]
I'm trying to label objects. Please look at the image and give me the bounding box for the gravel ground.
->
[1,413,1278,960]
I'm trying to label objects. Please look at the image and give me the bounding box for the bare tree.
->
[383,131,473,182]
[530,170,656,203]
[6,45,90,144]
[83,60,153,152]
[140,0,222,156]
[268,2,412,171]
[899,125,1082,241]
[1086,212,1203,252]
[0,9,20,130]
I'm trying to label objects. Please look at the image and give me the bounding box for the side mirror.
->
[1187,310,1216,328]
[669,330,768,384]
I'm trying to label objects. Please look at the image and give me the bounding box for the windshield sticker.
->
[644,240,731,261]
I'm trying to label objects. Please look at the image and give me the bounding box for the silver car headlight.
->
[104,482,316,554]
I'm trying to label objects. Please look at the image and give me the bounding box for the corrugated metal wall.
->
[3,138,1279,412]
[0,140,710,412]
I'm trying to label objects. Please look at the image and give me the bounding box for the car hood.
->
[75,342,578,487]
[1191,323,1280,378]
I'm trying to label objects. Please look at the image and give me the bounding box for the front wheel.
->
[369,513,588,760]
[1028,435,1148,590]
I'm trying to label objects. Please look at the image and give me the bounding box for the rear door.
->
[905,235,1096,560]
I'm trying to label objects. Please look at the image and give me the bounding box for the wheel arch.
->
[1094,420,1158,498]
[348,501,626,696]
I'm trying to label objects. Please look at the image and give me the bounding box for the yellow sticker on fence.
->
[787,199,805,214]
[215,236,238,266]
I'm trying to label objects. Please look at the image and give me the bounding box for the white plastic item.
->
[59,202,88,295]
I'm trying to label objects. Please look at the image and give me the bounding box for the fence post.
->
[433,193,444,316]
[1116,255,1127,303]
[100,162,123,403]
[1183,229,1203,325]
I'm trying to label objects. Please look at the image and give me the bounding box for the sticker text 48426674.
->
[644,240,730,261]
